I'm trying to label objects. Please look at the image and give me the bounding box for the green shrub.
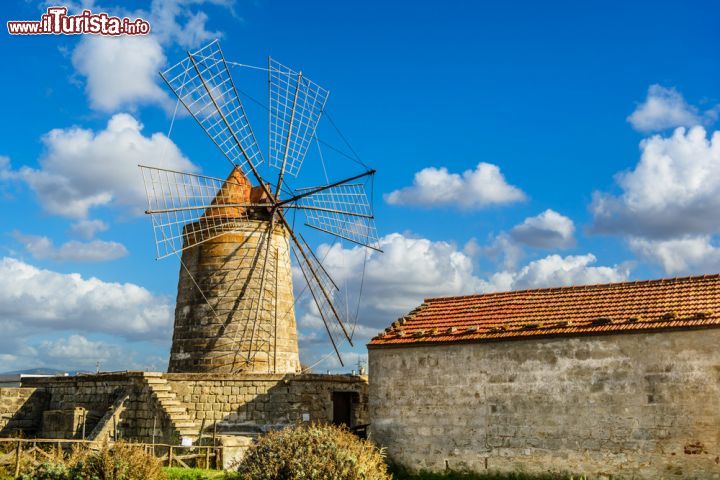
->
[234,423,391,480]
[19,462,77,480]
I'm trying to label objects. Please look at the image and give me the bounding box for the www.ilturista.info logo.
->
[7,7,151,36]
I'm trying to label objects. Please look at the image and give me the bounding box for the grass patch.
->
[165,467,228,480]
[390,467,585,480]
[164,465,588,480]
[393,475,582,480]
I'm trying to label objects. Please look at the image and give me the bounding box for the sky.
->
[0,0,719,373]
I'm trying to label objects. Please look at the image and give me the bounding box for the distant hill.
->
[0,367,78,376]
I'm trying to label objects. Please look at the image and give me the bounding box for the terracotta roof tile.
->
[368,274,720,347]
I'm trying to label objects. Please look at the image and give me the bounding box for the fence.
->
[0,438,223,476]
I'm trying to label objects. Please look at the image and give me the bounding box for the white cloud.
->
[0,156,15,180]
[510,209,575,248]
[477,233,524,270]
[316,233,489,319]
[0,257,172,340]
[384,162,526,209]
[14,113,196,218]
[40,335,121,369]
[69,0,233,113]
[12,232,128,262]
[627,85,708,132]
[149,0,231,48]
[69,219,108,240]
[298,311,325,330]
[628,236,720,275]
[591,126,720,239]
[73,36,172,113]
[507,254,629,291]
[0,333,166,373]
[464,209,575,273]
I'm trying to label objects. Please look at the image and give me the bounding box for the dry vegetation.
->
[16,441,166,480]
[232,422,391,480]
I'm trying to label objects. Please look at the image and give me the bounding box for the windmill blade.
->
[269,58,329,179]
[290,235,353,366]
[294,183,381,251]
[161,41,264,176]
[139,165,254,259]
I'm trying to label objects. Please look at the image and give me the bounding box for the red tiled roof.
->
[368,274,720,347]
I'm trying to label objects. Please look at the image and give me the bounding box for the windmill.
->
[140,41,379,374]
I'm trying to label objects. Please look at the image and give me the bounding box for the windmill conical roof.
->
[203,167,252,219]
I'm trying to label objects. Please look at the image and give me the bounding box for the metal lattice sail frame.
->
[268,58,329,178]
[141,40,380,369]
[160,41,264,176]
[140,166,253,259]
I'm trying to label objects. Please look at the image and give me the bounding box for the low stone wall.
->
[165,373,368,430]
[20,373,176,442]
[369,329,720,479]
[0,388,48,436]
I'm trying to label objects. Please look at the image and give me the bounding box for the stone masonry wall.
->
[369,329,720,479]
[20,373,177,443]
[165,373,368,431]
[171,220,300,375]
[0,388,48,436]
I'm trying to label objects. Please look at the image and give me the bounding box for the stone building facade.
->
[369,275,720,478]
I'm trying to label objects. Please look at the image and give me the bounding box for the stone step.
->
[152,393,176,401]
[177,424,196,431]
[164,407,189,415]
[174,421,198,429]
[145,377,168,382]
[147,383,171,390]
[156,395,179,402]
[142,376,199,442]
[149,385,172,392]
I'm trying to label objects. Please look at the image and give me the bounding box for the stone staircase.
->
[87,388,130,441]
[142,373,199,442]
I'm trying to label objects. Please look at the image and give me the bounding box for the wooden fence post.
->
[151,414,156,456]
[0,437,226,473]
[14,440,21,477]
[212,423,217,469]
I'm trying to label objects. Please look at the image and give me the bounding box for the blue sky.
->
[1,0,719,373]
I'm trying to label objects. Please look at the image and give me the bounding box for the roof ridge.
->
[424,273,720,303]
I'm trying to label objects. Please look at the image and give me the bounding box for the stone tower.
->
[168,168,301,374]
